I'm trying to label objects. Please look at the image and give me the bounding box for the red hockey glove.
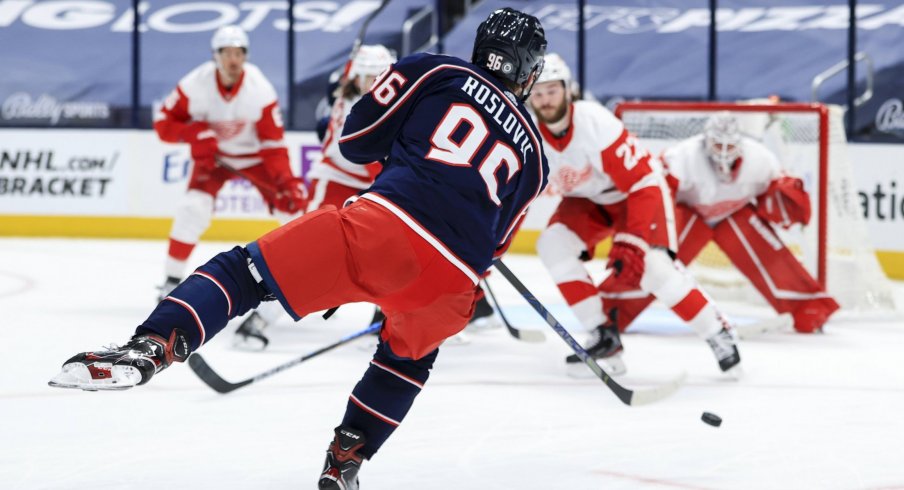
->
[182,122,219,166]
[606,233,648,288]
[271,176,309,214]
[756,176,811,229]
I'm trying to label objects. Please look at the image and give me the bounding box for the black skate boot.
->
[233,311,270,351]
[565,322,623,362]
[706,326,742,374]
[565,314,628,378]
[48,329,190,391]
[318,426,366,490]
[157,275,181,302]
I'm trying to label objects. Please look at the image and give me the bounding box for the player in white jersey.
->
[233,45,394,349]
[529,54,741,375]
[154,25,306,302]
[604,112,839,333]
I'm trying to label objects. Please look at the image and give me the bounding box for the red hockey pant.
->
[252,197,477,359]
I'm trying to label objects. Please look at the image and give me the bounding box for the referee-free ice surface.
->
[2,238,903,490]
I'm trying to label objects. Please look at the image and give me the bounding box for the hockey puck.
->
[701,412,722,427]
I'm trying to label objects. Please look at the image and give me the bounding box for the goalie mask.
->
[704,112,743,182]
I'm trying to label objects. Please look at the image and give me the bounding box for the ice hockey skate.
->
[706,326,742,376]
[318,426,366,490]
[157,275,180,302]
[233,311,269,351]
[48,329,189,391]
[566,322,627,376]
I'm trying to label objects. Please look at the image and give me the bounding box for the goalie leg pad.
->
[713,206,839,332]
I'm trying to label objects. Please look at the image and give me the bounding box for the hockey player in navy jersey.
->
[49,8,547,490]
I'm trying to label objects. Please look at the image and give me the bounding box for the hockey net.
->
[615,101,897,314]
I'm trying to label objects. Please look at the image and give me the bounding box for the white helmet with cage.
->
[704,112,743,181]
[211,25,249,52]
[349,45,396,79]
[535,52,571,85]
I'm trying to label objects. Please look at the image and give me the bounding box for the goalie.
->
[601,112,839,333]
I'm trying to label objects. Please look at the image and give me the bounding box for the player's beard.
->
[534,99,568,126]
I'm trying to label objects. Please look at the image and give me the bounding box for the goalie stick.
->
[189,321,381,394]
[481,278,545,342]
[493,260,686,406]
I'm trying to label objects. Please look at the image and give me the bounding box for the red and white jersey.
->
[536,100,664,205]
[307,95,379,189]
[154,61,286,170]
[663,135,782,224]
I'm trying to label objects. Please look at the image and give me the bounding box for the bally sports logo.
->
[875,98,904,135]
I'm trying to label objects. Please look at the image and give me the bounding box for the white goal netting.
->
[616,101,898,314]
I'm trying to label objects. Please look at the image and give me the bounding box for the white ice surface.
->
[2,237,904,490]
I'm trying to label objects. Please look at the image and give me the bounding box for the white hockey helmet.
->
[349,45,396,79]
[535,53,571,85]
[704,112,743,181]
[211,25,249,52]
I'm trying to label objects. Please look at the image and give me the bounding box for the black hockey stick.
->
[339,0,391,82]
[481,279,545,342]
[493,260,686,406]
[188,321,381,394]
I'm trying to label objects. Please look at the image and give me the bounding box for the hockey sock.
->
[341,342,438,458]
[138,246,272,350]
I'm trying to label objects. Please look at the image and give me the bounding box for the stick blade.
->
[188,354,248,394]
[625,371,688,406]
[509,327,545,342]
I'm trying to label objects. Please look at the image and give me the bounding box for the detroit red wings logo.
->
[550,165,593,195]
[209,120,246,141]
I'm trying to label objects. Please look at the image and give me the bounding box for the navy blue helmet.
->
[472,8,547,96]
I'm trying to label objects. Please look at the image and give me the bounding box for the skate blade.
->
[722,364,744,380]
[232,336,268,352]
[566,354,627,378]
[48,363,140,391]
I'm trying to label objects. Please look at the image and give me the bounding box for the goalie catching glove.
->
[607,233,648,288]
[756,176,811,229]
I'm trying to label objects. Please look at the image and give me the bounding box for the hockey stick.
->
[493,260,686,406]
[339,0,391,83]
[215,159,280,196]
[481,279,545,342]
[188,321,381,394]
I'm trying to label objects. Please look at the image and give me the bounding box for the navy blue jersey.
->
[339,53,548,275]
